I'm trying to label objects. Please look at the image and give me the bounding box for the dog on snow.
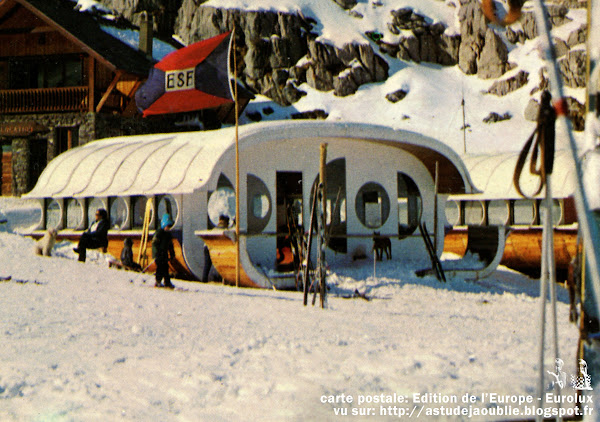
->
[33,228,57,257]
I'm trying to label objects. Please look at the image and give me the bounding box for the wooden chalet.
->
[0,0,249,197]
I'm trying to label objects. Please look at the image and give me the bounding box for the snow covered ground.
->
[1,197,594,421]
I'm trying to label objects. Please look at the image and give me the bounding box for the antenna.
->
[462,83,467,154]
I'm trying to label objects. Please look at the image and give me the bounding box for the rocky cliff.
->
[94,0,589,129]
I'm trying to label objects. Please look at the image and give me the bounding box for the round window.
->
[488,200,509,225]
[247,174,271,234]
[208,187,236,227]
[132,196,153,229]
[538,199,563,226]
[397,172,422,237]
[252,194,269,218]
[158,195,178,226]
[355,182,390,229]
[552,199,562,225]
[513,199,536,225]
[66,198,83,229]
[110,197,128,230]
[46,199,61,229]
[87,198,105,227]
[464,201,484,225]
[445,200,460,226]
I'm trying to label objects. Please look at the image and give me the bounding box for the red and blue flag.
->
[135,31,234,117]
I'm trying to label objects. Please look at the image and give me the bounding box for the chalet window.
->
[9,55,83,89]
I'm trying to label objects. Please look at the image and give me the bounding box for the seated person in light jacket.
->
[74,208,109,262]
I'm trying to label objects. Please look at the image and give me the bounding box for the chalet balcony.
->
[0,86,89,114]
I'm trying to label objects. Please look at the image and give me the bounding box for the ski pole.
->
[131,259,155,284]
[530,0,600,325]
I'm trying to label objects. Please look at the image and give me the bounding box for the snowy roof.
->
[11,0,153,76]
[25,121,477,199]
[25,131,230,199]
[99,25,179,62]
[451,149,576,200]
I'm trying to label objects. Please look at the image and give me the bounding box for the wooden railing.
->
[0,87,89,113]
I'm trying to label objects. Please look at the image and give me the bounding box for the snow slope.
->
[1,198,592,421]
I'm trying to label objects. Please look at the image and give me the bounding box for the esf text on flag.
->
[165,68,195,91]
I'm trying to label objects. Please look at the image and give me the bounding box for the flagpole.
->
[233,28,240,288]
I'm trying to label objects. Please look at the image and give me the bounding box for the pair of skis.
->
[137,198,153,270]
[302,182,331,307]
[419,222,446,282]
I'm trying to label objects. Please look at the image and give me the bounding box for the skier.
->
[73,208,109,262]
[152,213,175,288]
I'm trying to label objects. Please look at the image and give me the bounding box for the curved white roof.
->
[451,149,577,200]
[26,121,477,199]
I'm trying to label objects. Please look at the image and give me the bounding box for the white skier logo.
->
[547,358,567,389]
[571,359,593,391]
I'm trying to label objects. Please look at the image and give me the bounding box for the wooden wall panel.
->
[0,31,85,58]
[1,151,12,196]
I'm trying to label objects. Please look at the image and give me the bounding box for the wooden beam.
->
[14,0,118,73]
[30,25,55,33]
[125,78,143,98]
[95,70,123,113]
[121,79,143,117]
[87,56,95,112]
[0,1,20,27]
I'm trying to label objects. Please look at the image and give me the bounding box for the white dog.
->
[33,228,57,257]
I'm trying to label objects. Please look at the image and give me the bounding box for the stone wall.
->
[10,138,29,196]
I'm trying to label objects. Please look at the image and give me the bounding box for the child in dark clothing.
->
[120,238,142,271]
[152,213,175,288]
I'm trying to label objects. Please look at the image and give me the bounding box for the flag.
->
[135,31,234,117]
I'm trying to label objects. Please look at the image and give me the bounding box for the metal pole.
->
[234,30,240,288]
[531,0,600,325]
[536,198,549,421]
[462,97,467,154]
[434,161,439,254]
[537,177,562,420]
[319,143,328,308]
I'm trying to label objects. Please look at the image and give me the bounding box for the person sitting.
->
[201,215,230,282]
[120,238,142,271]
[74,208,109,262]
[217,214,230,228]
